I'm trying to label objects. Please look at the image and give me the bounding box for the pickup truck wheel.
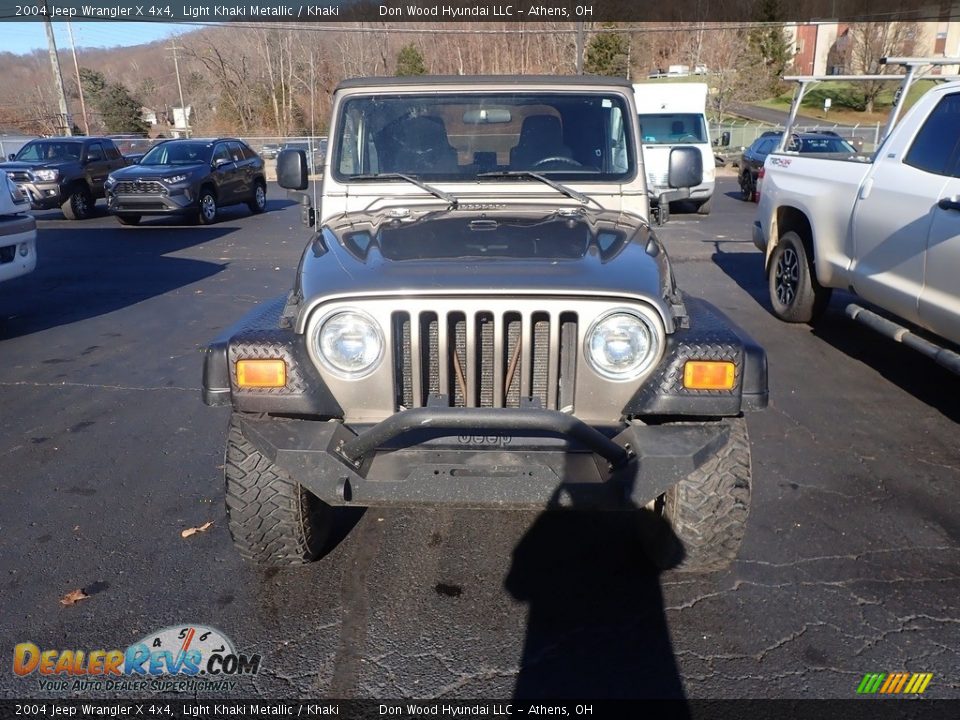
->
[224,416,332,565]
[695,197,712,215]
[646,417,751,572]
[61,185,93,220]
[247,181,267,214]
[768,231,832,323]
[197,189,218,225]
[116,214,141,226]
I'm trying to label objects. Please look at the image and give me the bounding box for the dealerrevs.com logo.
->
[13,624,261,693]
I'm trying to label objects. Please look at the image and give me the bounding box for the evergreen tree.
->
[79,68,147,134]
[747,0,793,97]
[395,44,427,76]
[585,31,630,78]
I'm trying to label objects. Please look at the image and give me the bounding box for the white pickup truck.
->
[753,64,960,373]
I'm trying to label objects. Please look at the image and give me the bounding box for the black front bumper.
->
[107,190,196,216]
[236,410,738,510]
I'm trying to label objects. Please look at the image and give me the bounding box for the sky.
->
[0,22,183,55]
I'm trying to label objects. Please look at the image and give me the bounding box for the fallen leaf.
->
[60,589,89,606]
[181,521,214,539]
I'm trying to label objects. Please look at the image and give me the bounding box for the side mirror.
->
[8,154,15,161]
[277,149,309,191]
[667,146,703,189]
[720,131,731,147]
[213,157,231,169]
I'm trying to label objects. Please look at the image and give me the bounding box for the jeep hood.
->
[296,206,674,324]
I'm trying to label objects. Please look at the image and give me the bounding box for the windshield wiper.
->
[477,170,600,208]
[351,173,458,209]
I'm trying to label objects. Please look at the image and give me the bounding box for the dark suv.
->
[104,138,266,225]
[738,131,857,201]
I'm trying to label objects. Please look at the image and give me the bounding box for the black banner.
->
[0,0,959,23]
[1,700,960,720]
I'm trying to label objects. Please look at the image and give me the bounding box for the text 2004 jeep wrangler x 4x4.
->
[202,76,768,571]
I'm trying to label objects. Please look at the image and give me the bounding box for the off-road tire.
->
[197,187,218,225]
[768,230,832,323]
[61,184,94,220]
[224,416,332,565]
[247,181,267,214]
[651,417,752,572]
[696,196,713,215]
[116,214,141,226]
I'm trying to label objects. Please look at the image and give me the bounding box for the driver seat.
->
[510,115,573,169]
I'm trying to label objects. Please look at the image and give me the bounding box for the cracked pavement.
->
[0,179,957,700]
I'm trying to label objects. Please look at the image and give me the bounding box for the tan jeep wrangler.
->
[202,76,768,571]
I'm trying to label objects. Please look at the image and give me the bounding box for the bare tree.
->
[848,22,920,113]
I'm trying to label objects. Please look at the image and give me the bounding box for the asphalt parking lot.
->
[0,177,957,700]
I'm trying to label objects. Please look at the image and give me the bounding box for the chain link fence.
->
[709,120,884,157]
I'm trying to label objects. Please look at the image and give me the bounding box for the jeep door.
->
[83,141,112,197]
[917,95,960,344]
[211,142,241,204]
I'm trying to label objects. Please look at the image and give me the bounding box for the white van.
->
[633,82,715,215]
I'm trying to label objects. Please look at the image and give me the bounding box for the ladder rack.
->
[778,56,960,150]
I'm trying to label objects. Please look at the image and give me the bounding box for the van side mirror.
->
[668,146,703,189]
[721,131,731,147]
[277,149,309,190]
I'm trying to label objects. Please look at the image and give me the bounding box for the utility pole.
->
[43,3,72,135]
[167,40,188,137]
[576,21,585,75]
[66,21,89,135]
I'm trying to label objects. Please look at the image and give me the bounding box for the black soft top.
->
[336,75,633,91]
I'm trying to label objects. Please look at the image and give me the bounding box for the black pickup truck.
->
[0,137,128,219]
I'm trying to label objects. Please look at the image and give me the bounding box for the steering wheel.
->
[678,135,701,142]
[532,156,583,169]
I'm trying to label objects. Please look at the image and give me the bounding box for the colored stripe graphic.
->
[857,672,933,694]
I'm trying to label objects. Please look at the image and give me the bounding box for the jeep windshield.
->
[333,92,635,183]
[15,141,82,162]
[139,141,213,166]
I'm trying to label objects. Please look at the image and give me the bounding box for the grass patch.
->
[758,79,936,123]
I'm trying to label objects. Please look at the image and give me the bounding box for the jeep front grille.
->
[392,310,578,411]
[114,180,165,194]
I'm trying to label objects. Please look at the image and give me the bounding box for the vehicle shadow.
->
[505,493,690,703]
[710,249,769,311]
[0,224,228,340]
[711,250,960,423]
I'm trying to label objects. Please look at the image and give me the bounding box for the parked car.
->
[0,174,36,284]
[106,135,159,164]
[282,141,323,173]
[260,143,281,160]
[754,75,960,373]
[202,75,768,572]
[104,138,267,225]
[0,137,128,219]
[739,131,858,201]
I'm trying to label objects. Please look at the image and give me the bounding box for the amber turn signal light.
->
[236,359,286,388]
[683,361,735,390]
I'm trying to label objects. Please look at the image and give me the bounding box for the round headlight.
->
[316,310,383,378]
[585,310,660,380]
